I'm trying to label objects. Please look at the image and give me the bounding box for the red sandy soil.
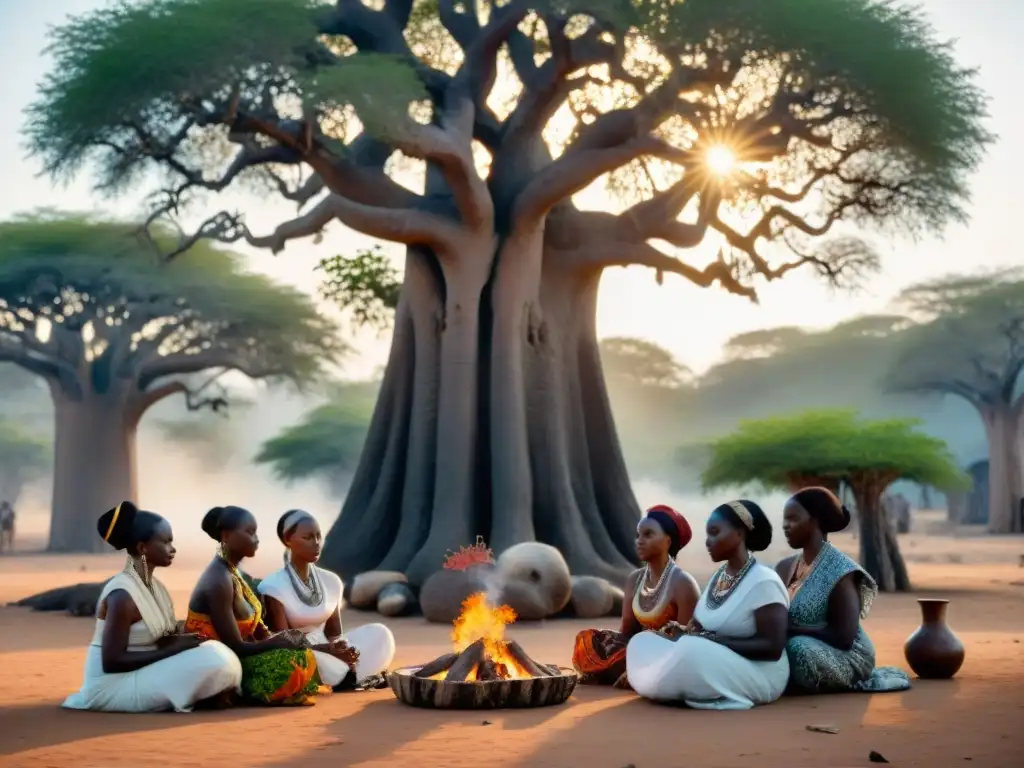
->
[2,516,1023,768]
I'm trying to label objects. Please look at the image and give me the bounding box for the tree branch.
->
[566,242,757,301]
[515,136,692,226]
[207,192,463,255]
[136,350,288,393]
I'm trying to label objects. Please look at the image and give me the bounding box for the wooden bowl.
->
[387,665,578,709]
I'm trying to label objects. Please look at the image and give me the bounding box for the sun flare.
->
[705,145,737,177]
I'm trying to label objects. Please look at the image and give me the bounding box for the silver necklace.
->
[286,561,324,607]
[637,559,675,612]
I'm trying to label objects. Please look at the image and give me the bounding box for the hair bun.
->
[96,501,138,551]
[201,506,224,541]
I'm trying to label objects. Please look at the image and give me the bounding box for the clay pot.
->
[903,599,965,679]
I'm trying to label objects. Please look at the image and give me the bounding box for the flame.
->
[431,592,533,681]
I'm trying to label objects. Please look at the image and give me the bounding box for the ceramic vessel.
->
[903,598,965,679]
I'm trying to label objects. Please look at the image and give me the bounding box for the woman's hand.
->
[658,621,686,640]
[330,638,360,666]
[270,629,309,651]
[158,633,204,653]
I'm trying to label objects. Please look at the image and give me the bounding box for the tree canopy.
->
[888,270,1024,411]
[699,408,967,493]
[25,0,990,294]
[600,336,693,389]
[254,379,378,496]
[0,212,341,410]
[0,417,50,504]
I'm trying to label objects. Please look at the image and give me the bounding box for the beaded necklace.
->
[635,559,676,614]
[705,555,756,610]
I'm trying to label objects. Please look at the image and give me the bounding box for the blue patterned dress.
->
[784,543,910,694]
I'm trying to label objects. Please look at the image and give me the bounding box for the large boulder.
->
[495,543,572,620]
[568,575,616,619]
[376,582,418,617]
[608,583,625,617]
[349,571,408,610]
[419,566,492,624]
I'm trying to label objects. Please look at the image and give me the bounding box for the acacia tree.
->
[0,418,50,506]
[26,0,989,582]
[255,380,379,497]
[888,272,1024,533]
[699,409,966,592]
[0,214,340,552]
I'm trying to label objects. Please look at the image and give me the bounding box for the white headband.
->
[727,501,755,530]
[281,509,314,537]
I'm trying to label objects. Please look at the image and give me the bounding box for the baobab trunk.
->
[321,243,641,586]
[850,473,911,592]
[983,403,1024,533]
[48,389,137,553]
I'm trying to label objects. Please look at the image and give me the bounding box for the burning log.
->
[505,640,555,677]
[414,638,556,682]
[413,652,459,679]
[445,638,487,682]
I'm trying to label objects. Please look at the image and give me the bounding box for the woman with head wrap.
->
[260,509,396,691]
[64,502,242,712]
[778,487,911,694]
[626,499,791,709]
[184,505,321,705]
[571,505,700,687]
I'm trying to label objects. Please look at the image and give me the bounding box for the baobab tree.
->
[0,214,339,552]
[889,271,1024,533]
[26,0,990,582]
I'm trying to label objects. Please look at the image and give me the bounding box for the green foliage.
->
[25,0,424,191]
[25,0,321,187]
[0,417,50,500]
[254,380,378,491]
[699,408,968,493]
[316,246,402,331]
[646,0,991,231]
[0,211,341,392]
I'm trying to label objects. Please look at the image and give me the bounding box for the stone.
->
[569,575,616,619]
[608,584,625,616]
[494,543,572,620]
[419,566,492,624]
[377,582,417,617]
[349,571,408,610]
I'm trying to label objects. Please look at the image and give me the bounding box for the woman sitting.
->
[259,509,395,691]
[184,505,319,705]
[778,487,911,694]
[627,500,790,710]
[64,502,242,713]
[572,505,699,687]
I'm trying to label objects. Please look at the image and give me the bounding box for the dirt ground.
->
[2,514,1023,768]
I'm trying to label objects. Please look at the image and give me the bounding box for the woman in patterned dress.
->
[185,505,322,705]
[778,486,911,694]
[571,505,700,687]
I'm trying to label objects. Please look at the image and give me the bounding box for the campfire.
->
[387,539,578,709]
[413,593,560,682]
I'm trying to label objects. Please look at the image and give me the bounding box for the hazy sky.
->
[0,0,1020,378]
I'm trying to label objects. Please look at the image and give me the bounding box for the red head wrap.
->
[643,504,693,557]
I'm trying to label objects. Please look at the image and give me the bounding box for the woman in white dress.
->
[260,509,396,690]
[626,499,790,710]
[64,502,242,713]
